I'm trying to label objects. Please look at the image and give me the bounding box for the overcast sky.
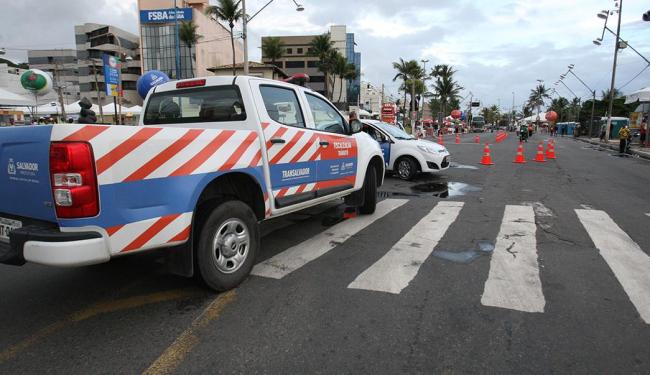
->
[2,0,649,110]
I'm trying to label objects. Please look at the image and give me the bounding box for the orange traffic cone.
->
[480,143,494,165]
[513,142,526,164]
[546,141,556,159]
[474,135,480,144]
[534,142,546,162]
[455,134,461,144]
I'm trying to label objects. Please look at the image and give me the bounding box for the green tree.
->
[528,84,550,122]
[550,97,570,121]
[179,21,202,78]
[206,0,243,76]
[431,64,463,118]
[308,34,335,100]
[392,58,423,114]
[261,37,285,67]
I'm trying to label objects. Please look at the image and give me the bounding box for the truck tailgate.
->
[0,125,57,222]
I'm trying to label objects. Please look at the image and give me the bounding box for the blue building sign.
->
[102,53,121,97]
[140,8,193,23]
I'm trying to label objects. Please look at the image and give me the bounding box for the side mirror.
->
[350,119,362,134]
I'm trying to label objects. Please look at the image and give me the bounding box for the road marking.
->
[581,204,595,210]
[645,213,650,218]
[142,290,236,375]
[481,205,545,313]
[348,201,464,294]
[576,209,650,324]
[251,199,408,279]
[0,288,203,364]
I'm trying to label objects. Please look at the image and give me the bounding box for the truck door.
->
[251,82,321,208]
[303,92,358,196]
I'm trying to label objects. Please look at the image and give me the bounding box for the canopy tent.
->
[357,109,372,118]
[521,112,551,123]
[0,88,34,107]
[624,86,650,104]
[123,105,142,115]
[64,100,100,114]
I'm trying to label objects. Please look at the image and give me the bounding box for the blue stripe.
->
[59,167,266,228]
[318,157,357,180]
[269,161,318,188]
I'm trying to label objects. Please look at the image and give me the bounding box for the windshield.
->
[373,121,414,140]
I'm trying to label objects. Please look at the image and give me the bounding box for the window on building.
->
[297,48,303,54]
[286,48,293,54]
[310,75,325,83]
[307,61,319,68]
[285,61,305,69]
[143,85,246,125]
[259,85,305,128]
[305,93,347,135]
[307,48,313,53]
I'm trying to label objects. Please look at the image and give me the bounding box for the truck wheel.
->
[396,157,417,180]
[196,200,259,292]
[359,166,377,215]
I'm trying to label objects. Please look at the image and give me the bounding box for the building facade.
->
[27,49,80,104]
[261,25,361,106]
[138,0,244,80]
[75,23,142,106]
[360,81,383,115]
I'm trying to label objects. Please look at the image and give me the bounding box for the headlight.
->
[417,145,441,154]
[438,148,448,154]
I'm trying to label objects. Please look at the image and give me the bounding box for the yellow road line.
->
[142,290,237,375]
[0,288,203,364]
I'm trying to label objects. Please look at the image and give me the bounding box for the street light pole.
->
[242,0,249,75]
[605,1,623,142]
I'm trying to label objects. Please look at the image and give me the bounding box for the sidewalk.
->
[573,137,650,160]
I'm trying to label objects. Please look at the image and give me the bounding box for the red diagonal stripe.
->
[295,184,307,194]
[62,125,109,142]
[219,132,258,171]
[308,146,322,161]
[170,130,236,176]
[121,214,180,252]
[270,131,304,164]
[106,224,124,236]
[96,127,163,175]
[276,188,289,198]
[261,122,270,130]
[248,150,262,167]
[265,127,288,149]
[168,225,191,243]
[124,129,205,182]
[290,134,319,163]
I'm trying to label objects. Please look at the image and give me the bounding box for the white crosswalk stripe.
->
[348,201,464,294]
[251,198,408,279]
[576,209,650,324]
[481,205,545,313]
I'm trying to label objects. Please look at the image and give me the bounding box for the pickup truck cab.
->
[0,76,385,291]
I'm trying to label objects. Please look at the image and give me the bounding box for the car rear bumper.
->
[1,225,110,267]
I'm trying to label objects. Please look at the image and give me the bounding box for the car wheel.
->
[359,166,377,214]
[196,200,259,292]
[396,157,417,180]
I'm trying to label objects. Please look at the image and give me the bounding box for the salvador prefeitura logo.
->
[7,158,16,175]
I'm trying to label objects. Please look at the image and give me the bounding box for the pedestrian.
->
[618,124,631,154]
[640,121,647,147]
[599,124,607,142]
[349,110,358,124]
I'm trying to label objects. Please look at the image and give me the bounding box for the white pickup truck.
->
[0,76,385,291]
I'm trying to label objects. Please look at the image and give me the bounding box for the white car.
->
[361,120,450,180]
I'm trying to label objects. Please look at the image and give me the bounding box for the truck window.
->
[305,93,347,135]
[143,85,246,125]
[259,85,305,128]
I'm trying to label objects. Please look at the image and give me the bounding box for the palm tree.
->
[308,34,335,99]
[550,97,569,121]
[431,64,463,117]
[261,37,284,68]
[206,0,243,76]
[392,58,412,113]
[529,84,550,123]
[392,59,424,115]
[337,60,357,103]
[179,21,202,78]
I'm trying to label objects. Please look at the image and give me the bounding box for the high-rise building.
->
[138,0,244,79]
[261,25,361,107]
[27,49,80,104]
[75,23,142,106]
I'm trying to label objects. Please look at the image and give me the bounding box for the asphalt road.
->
[1,132,649,374]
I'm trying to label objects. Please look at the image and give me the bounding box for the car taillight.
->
[49,142,99,218]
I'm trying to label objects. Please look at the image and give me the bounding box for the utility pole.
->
[53,62,67,122]
[242,0,249,75]
[93,60,104,123]
[511,92,515,130]
[174,0,182,79]
[605,0,623,142]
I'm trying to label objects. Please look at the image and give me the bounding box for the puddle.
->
[450,163,479,170]
[610,153,634,158]
[432,241,494,264]
[410,181,482,198]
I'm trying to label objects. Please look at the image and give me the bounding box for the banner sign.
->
[102,54,121,97]
[140,8,193,23]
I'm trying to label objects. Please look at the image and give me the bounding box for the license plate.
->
[0,217,22,243]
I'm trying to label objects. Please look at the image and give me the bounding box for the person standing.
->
[618,125,631,154]
[640,121,647,147]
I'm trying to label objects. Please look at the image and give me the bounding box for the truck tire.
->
[359,166,377,215]
[196,200,259,292]
[396,156,417,180]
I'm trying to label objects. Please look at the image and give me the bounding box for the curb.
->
[573,137,650,160]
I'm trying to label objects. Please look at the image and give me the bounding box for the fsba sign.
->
[140,8,192,23]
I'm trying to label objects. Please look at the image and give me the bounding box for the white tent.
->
[625,86,650,104]
[0,87,34,106]
[123,105,142,115]
[64,100,100,114]
[521,112,550,123]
